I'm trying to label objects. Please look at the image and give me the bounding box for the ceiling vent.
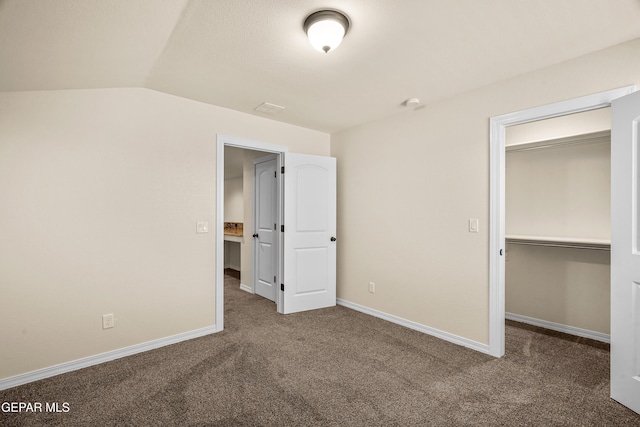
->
[254,102,286,115]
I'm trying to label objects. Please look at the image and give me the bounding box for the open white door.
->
[281,153,336,314]
[253,155,278,302]
[611,90,640,414]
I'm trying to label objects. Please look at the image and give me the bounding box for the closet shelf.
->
[505,235,610,251]
[505,130,610,153]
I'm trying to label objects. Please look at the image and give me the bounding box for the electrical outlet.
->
[102,313,114,329]
[368,282,375,293]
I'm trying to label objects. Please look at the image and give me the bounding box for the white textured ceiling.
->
[2,0,640,133]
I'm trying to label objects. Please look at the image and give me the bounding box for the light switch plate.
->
[196,221,209,234]
[469,219,479,233]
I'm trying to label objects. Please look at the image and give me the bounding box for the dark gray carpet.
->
[2,273,639,426]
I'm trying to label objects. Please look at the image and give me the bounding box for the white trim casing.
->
[506,312,610,343]
[337,299,490,354]
[239,283,253,293]
[0,326,219,391]
[216,138,225,332]
[489,112,507,358]
[488,86,636,357]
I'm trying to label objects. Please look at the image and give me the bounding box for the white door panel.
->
[611,89,640,414]
[258,243,273,281]
[282,153,336,314]
[296,247,329,294]
[254,156,278,302]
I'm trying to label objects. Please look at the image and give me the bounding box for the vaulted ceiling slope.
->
[2,0,640,133]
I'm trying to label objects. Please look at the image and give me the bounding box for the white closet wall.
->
[505,109,611,338]
[223,176,243,272]
[224,177,243,222]
[506,135,610,239]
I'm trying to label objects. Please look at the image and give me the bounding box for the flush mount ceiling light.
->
[303,10,350,53]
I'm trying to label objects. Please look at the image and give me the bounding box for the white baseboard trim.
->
[239,283,253,293]
[337,298,490,354]
[506,312,610,343]
[0,325,220,391]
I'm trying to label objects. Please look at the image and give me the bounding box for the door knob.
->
[253,233,259,238]
[330,236,337,242]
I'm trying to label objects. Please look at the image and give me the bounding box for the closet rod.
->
[506,239,610,251]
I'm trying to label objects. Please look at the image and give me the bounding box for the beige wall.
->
[330,38,640,345]
[0,87,329,380]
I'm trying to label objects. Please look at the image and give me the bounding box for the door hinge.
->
[281,284,284,291]
[274,223,276,230]
[281,225,284,232]
[281,166,285,174]
[274,275,276,283]
[274,171,276,178]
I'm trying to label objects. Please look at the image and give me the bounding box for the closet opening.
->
[223,145,282,306]
[216,135,288,331]
[504,108,611,345]
[487,85,636,359]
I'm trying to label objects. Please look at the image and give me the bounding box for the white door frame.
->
[215,135,288,331]
[488,85,636,357]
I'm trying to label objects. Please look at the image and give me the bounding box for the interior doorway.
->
[222,147,245,284]
[222,147,279,303]
[216,135,288,331]
[216,134,338,329]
